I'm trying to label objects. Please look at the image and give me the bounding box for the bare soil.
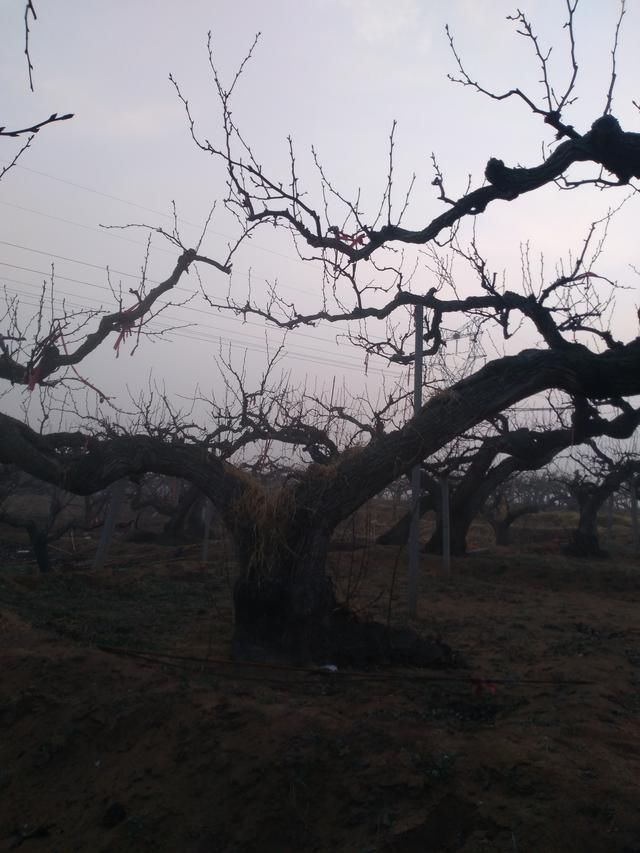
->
[1,513,639,852]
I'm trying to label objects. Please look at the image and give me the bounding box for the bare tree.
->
[377,399,640,554]
[2,3,640,664]
[560,441,640,556]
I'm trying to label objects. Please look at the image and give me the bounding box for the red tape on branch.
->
[113,304,140,358]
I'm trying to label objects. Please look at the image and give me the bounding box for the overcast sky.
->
[1,0,639,428]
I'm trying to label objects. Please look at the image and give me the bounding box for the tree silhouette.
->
[2,2,640,663]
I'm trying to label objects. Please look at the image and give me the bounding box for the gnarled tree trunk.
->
[566,499,606,557]
[231,521,335,664]
[423,506,474,556]
[228,488,454,667]
[26,523,51,573]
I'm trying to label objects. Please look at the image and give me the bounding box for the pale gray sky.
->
[1,1,639,423]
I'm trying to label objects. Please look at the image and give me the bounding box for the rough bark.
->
[229,505,455,666]
[26,524,51,573]
[231,522,335,663]
[163,485,205,537]
[424,505,474,556]
[566,489,607,557]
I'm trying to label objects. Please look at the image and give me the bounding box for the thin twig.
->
[24,0,37,91]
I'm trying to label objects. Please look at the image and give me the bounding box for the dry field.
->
[0,510,639,852]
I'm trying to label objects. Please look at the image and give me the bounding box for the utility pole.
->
[408,305,423,617]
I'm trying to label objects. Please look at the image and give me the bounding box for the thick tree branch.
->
[3,341,639,536]
[0,415,252,529]
[317,339,640,525]
[0,248,231,387]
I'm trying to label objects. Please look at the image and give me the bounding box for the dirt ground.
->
[1,513,639,852]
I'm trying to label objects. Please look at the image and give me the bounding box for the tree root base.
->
[231,577,458,669]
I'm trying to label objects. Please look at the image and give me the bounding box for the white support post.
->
[408,305,423,617]
[93,479,126,571]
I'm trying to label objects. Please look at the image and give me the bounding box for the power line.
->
[2,263,565,391]
[13,163,310,267]
[0,238,166,282]
[6,170,592,409]
[3,286,406,379]
[0,258,357,353]
[14,164,204,226]
[5,279,582,395]
[1,260,111,291]
[2,277,270,350]
[0,249,424,373]
[0,198,437,356]
[0,199,336,309]
[0,233,320,300]
[0,268,396,371]
[0,200,177,256]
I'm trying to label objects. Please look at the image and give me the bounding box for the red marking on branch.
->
[335,231,366,248]
[113,304,140,358]
[27,364,43,391]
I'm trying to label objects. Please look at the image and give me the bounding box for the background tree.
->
[0,464,108,572]
[559,440,640,556]
[377,398,640,554]
[484,489,541,548]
